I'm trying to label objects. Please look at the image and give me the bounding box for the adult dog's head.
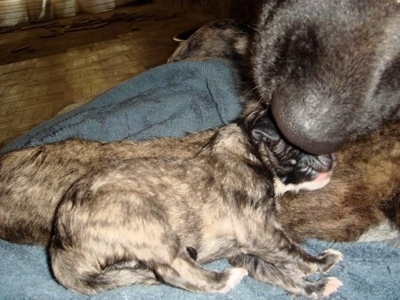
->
[240,109,336,195]
[251,0,400,154]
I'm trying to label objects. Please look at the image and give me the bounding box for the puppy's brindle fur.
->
[50,120,342,298]
[0,117,399,245]
[167,19,254,64]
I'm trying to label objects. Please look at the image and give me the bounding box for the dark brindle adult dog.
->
[252,0,400,154]
[50,117,341,298]
[169,1,400,155]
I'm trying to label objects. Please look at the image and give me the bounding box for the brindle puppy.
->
[0,111,334,245]
[0,116,399,246]
[50,119,342,298]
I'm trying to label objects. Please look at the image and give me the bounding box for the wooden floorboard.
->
[0,3,214,148]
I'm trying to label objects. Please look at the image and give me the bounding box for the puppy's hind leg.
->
[229,254,342,299]
[154,250,248,294]
[231,220,342,298]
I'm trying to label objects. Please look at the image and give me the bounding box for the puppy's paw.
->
[320,277,343,298]
[305,277,343,299]
[318,249,343,273]
[218,268,248,294]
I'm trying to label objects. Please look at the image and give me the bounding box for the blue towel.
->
[1,59,399,299]
[0,239,399,300]
[1,59,242,152]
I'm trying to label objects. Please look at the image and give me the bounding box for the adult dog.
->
[252,0,400,154]
[169,1,400,154]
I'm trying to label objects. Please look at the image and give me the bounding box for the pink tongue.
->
[314,172,331,183]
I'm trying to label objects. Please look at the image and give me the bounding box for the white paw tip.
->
[322,277,343,297]
[219,268,248,294]
[323,249,344,260]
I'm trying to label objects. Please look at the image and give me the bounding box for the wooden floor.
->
[0,3,214,148]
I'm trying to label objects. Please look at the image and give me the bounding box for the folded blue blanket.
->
[1,59,399,299]
[1,58,242,152]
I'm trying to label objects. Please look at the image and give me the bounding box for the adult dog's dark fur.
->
[50,119,342,298]
[277,121,400,243]
[252,0,400,154]
[169,1,400,154]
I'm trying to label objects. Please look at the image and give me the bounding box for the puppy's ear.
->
[251,117,280,144]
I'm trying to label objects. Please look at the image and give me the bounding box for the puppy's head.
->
[242,109,336,195]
